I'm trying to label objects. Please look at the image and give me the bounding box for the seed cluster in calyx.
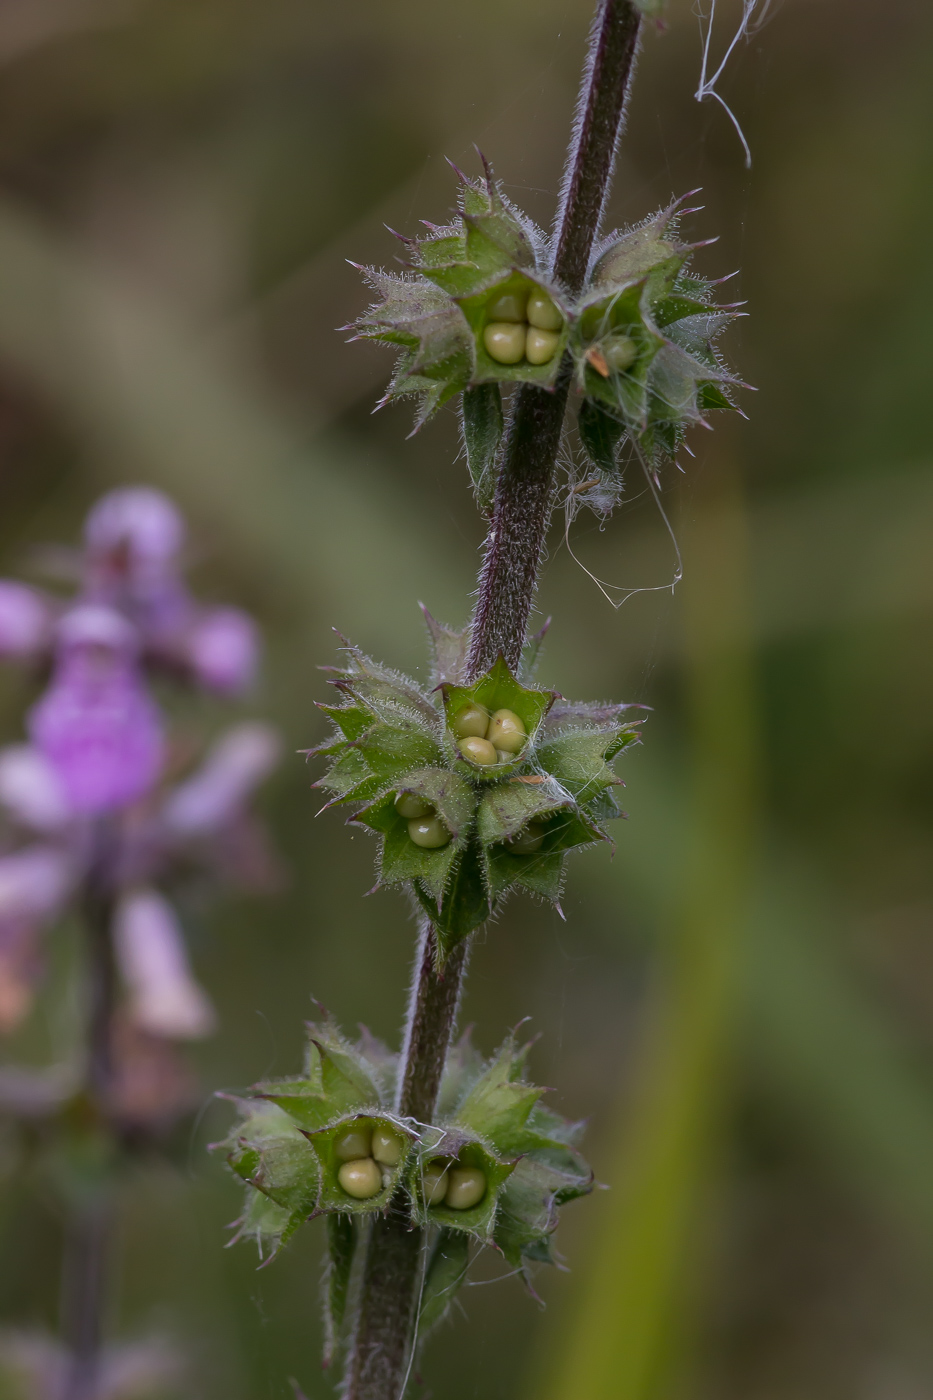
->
[482,287,563,367]
[220,1018,594,1344]
[351,164,745,501]
[307,624,641,953]
[334,1120,404,1199]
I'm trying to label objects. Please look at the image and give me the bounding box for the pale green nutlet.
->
[372,1126,403,1166]
[408,815,451,848]
[457,736,498,766]
[525,327,560,365]
[422,1161,451,1206]
[445,1167,486,1211]
[604,334,637,371]
[507,822,546,854]
[334,1124,372,1161]
[450,702,489,740]
[526,289,563,331]
[487,708,526,754]
[486,290,527,323]
[484,322,526,365]
[338,1158,382,1199]
[395,791,434,820]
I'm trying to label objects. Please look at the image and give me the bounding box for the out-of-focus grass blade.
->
[0,197,470,652]
[746,868,933,1244]
[539,463,759,1400]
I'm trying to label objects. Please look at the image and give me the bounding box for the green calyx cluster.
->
[309,613,640,960]
[350,162,743,505]
[218,1018,592,1354]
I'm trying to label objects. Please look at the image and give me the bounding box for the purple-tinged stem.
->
[466,0,642,679]
[60,826,118,1400]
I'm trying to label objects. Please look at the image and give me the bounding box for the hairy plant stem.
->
[60,825,118,1400]
[346,4,642,1395]
[467,0,641,678]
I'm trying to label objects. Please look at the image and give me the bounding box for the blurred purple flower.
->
[28,606,164,815]
[0,581,53,659]
[161,722,280,837]
[83,487,189,645]
[185,607,258,694]
[113,889,215,1040]
[84,487,185,569]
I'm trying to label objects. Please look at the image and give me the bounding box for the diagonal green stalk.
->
[344,4,643,1397]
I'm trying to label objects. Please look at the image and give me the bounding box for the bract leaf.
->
[418,1229,470,1334]
[461,384,503,512]
[323,1214,356,1368]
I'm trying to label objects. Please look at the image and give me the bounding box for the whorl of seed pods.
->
[306,616,641,958]
[217,1019,592,1350]
[350,163,745,506]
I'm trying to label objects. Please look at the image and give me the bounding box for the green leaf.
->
[423,838,491,956]
[487,846,566,902]
[354,722,444,781]
[537,728,623,801]
[256,1025,381,1132]
[418,1229,470,1334]
[476,776,574,846]
[323,1214,356,1368]
[420,606,470,687]
[493,1155,592,1273]
[461,384,503,512]
[579,398,626,474]
[221,1098,320,1253]
[380,813,462,900]
[453,1039,545,1157]
[315,746,382,803]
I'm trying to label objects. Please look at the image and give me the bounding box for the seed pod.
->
[525,328,560,366]
[445,1166,486,1211]
[486,290,527,323]
[333,1124,372,1161]
[338,1158,382,1199]
[457,736,498,766]
[394,791,434,820]
[526,290,563,332]
[408,815,452,848]
[422,1160,451,1206]
[507,822,546,854]
[604,334,637,372]
[483,323,526,365]
[371,1125,403,1166]
[449,703,489,740]
[486,708,526,754]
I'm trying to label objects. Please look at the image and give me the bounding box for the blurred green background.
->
[0,0,931,1396]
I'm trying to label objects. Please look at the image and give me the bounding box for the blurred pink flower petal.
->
[0,745,72,832]
[186,607,258,694]
[0,580,52,658]
[113,889,215,1040]
[0,846,74,922]
[84,487,185,565]
[28,605,164,814]
[161,722,280,836]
